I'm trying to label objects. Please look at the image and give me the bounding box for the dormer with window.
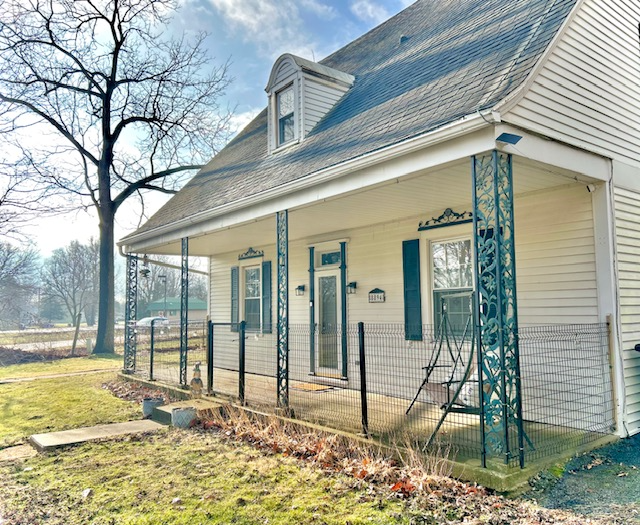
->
[266,54,355,154]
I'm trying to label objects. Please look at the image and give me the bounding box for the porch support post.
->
[339,241,348,379]
[180,237,189,387]
[276,210,290,409]
[472,150,525,468]
[123,254,138,373]
[309,247,316,375]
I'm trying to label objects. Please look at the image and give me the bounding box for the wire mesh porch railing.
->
[130,320,614,468]
[133,320,207,386]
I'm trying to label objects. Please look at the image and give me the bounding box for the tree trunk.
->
[94,204,115,353]
[71,312,81,356]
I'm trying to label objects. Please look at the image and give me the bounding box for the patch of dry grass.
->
[198,405,627,525]
[0,353,121,380]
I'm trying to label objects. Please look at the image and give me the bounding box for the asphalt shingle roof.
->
[129,0,577,239]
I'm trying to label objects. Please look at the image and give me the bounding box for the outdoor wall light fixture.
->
[295,285,306,296]
[496,132,522,145]
[347,281,357,294]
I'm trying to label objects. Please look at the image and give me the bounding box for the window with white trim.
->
[243,266,261,331]
[276,85,295,146]
[431,238,473,332]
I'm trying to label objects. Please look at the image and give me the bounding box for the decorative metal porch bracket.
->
[123,254,138,372]
[180,237,189,387]
[472,151,525,468]
[276,210,290,409]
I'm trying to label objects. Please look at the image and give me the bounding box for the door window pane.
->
[320,251,341,266]
[318,275,338,369]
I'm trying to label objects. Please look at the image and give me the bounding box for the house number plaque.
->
[368,288,385,303]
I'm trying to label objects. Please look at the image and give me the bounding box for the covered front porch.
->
[129,318,613,471]
[121,126,618,471]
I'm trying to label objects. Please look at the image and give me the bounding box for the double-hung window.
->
[243,266,261,331]
[231,261,272,333]
[431,239,473,333]
[277,86,295,146]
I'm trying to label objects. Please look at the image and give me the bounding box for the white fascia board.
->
[495,123,610,181]
[122,115,495,253]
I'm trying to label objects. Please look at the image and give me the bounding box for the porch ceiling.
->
[152,156,588,257]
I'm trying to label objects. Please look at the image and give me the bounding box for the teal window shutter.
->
[402,239,423,341]
[231,266,239,331]
[262,261,272,333]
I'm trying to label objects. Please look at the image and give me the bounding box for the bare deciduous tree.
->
[42,241,96,354]
[0,0,232,352]
[0,243,40,329]
[0,155,68,241]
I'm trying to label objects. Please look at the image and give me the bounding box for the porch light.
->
[496,132,522,145]
[139,254,150,278]
[347,281,357,294]
[295,285,305,296]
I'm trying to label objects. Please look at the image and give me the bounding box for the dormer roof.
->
[265,54,355,92]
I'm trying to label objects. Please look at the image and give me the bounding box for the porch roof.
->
[122,0,577,246]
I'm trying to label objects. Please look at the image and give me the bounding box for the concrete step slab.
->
[152,398,226,425]
[29,420,166,452]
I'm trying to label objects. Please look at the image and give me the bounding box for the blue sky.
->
[172,0,413,123]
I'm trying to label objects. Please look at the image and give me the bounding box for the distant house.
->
[146,297,207,322]
[119,0,640,478]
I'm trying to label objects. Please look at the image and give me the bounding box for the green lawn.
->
[0,354,122,380]
[0,370,408,524]
[0,372,140,449]
[0,368,618,525]
[0,431,408,525]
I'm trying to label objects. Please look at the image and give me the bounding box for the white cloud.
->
[206,0,323,59]
[350,0,390,24]
[299,0,337,20]
[229,108,262,136]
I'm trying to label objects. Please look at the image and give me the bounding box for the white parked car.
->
[135,316,169,327]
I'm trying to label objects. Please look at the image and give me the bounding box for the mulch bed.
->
[102,379,178,405]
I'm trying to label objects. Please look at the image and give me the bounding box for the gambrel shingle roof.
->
[126,0,577,240]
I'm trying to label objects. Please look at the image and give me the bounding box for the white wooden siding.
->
[504,0,640,166]
[209,185,597,328]
[303,79,349,136]
[516,185,598,324]
[614,187,640,434]
[273,59,296,87]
